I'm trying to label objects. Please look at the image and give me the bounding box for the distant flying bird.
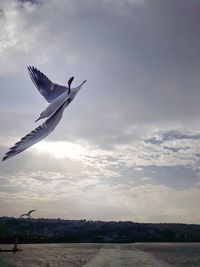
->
[20,209,36,218]
[2,67,87,161]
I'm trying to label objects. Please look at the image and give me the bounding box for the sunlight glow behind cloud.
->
[34,141,89,160]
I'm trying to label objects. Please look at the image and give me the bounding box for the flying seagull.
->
[2,67,87,161]
[20,209,36,218]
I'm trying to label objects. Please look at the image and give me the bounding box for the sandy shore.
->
[0,243,200,267]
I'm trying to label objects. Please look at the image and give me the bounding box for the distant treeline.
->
[0,217,200,243]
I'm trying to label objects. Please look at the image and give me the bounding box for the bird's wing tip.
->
[27,65,36,71]
[2,150,15,161]
[27,66,33,71]
[2,150,18,162]
[2,156,7,161]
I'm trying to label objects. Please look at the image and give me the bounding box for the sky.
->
[0,0,200,223]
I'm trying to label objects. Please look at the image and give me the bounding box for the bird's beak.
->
[35,117,40,123]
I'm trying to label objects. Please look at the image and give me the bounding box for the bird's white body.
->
[36,91,69,121]
[36,82,86,122]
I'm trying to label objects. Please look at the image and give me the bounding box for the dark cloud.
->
[146,130,200,145]
[18,0,39,4]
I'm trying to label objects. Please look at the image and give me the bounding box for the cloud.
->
[0,0,200,222]
[146,130,200,145]
[141,177,152,181]
[1,166,200,223]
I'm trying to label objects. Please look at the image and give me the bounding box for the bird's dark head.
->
[67,76,74,94]
[68,76,74,88]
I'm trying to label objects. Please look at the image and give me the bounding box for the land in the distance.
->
[1,216,200,244]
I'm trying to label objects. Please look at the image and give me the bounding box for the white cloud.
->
[0,0,78,74]
[1,155,200,223]
[0,0,200,222]
[31,127,200,173]
[141,177,152,181]
[115,136,200,170]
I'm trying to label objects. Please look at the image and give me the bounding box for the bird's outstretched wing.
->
[2,99,71,161]
[27,66,68,103]
[28,209,36,216]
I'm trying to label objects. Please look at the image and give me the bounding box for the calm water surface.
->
[0,243,200,267]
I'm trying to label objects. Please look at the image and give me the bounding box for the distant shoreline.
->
[1,216,200,243]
